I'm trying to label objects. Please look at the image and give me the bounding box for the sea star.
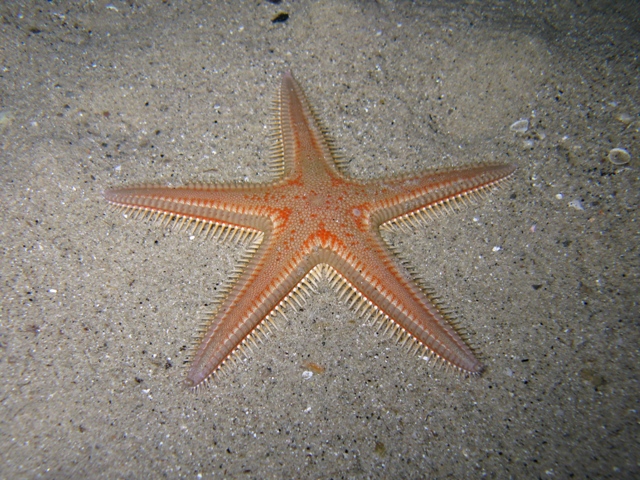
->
[105,72,516,388]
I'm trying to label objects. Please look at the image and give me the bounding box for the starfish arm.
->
[274,72,341,182]
[185,237,320,387]
[104,183,286,233]
[319,234,482,373]
[367,163,516,227]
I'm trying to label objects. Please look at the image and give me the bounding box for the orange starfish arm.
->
[361,163,516,227]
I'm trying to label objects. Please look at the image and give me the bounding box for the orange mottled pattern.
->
[105,72,515,388]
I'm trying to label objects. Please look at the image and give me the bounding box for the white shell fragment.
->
[607,148,631,165]
[510,119,529,133]
[614,112,634,124]
[568,199,585,211]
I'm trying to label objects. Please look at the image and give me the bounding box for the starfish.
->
[105,72,516,388]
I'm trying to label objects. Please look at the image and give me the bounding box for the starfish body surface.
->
[105,72,516,388]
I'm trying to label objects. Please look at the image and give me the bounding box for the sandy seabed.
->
[1,1,638,478]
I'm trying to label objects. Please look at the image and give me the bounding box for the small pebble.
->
[272,12,289,23]
[0,109,14,133]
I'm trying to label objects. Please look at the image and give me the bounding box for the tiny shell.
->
[607,148,631,165]
[510,119,529,133]
[614,112,634,124]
